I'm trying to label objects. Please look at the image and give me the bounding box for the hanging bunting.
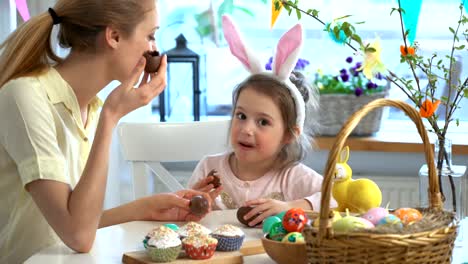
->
[399,0,423,45]
[15,0,31,22]
[270,0,283,29]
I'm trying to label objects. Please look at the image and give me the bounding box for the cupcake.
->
[177,221,212,240]
[143,226,181,262]
[210,224,245,251]
[182,234,218,260]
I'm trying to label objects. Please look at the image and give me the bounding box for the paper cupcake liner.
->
[183,242,217,260]
[144,241,181,262]
[210,234,245,251]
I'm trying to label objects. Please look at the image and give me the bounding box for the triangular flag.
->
[270,0,283,29]
[399,0,423,45]
[15,0,30,22]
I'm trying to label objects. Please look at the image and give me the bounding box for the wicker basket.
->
[303,99,459,263]
[317,90,388,136]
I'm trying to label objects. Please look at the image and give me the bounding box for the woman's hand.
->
[242,199,291,227]
[137,189,212,222]
[102,55,167,124]
[191,176,223,202]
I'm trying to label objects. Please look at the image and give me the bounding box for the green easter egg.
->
[268,222,288,241]
[163,223,179,231]
[275,211,286,221]
[263,216,282,234]
[281,232,305,243]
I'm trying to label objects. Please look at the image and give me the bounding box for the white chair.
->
[117,119,231,199]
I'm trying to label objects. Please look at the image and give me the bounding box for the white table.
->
[26,211,468,264]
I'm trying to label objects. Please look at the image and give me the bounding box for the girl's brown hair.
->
[231,72,318,171]
[0,0,153,88]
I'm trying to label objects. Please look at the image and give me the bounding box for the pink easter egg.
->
[356,217,375,228]
[362,207,389,225]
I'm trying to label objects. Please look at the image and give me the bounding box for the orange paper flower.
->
[270,0,283,29]
[400,45,415,56]
[419,99,440,118]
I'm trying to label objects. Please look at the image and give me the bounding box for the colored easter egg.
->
[376,214,403,229]
[275,211,286,221]
[332,216,371,232]
[262,216,282,234]
[355,217,375,228]
[281,232,305,244]
[393,208,423,225]
[282,208,308,232]
[362,207,389,225]
[268,222,288,241]
[313,211,342,227]
[163,223,179,231]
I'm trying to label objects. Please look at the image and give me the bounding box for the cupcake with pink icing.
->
[143,225,181,262]
[210,224,245,251]
[182,234,218,260]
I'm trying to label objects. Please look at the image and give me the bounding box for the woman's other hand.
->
[137,189,212,222]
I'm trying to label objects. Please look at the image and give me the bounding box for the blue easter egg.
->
[268,222,288,241]
[163,223,179,231]
[376,214,403,229]
[263,216,282,234]
[325,22,349,44]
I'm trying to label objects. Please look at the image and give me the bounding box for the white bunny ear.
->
[272,24,303,80]
[222,15,263,74]
[272,23,306,132]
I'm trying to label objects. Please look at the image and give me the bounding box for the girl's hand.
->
[191,175,223,202]
[243,199,291,227]
[102,55,168,124]
[137,189,212,222]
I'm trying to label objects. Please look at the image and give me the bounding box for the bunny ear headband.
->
[222,15,306,132]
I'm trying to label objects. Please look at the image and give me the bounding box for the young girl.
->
[0,1,210,263]
[188,16,335,227]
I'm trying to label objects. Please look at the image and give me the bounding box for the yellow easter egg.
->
[313,211,342,227]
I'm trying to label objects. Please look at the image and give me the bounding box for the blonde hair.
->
[0,0,153,88]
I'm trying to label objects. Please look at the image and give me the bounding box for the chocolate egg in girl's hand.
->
[143,51,162,73]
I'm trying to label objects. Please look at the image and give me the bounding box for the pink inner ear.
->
[222,16,251,69]
[274,24,302,75]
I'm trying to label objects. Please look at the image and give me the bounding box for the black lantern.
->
[159,34,200,122]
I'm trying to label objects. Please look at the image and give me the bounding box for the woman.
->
[0,1,209,263]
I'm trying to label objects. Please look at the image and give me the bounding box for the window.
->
[157,0,467,127]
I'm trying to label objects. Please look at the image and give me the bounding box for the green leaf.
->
[455,45,466,50]
[449,27,455,34]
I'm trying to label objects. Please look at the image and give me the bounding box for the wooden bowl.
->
[261,235,307,264]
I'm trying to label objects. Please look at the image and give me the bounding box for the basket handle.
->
[317,98,443,240]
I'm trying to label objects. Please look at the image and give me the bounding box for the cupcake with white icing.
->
[210,224,245,251]
[143,225,181,262]
[182,234,218,260]
[177,221,212,239]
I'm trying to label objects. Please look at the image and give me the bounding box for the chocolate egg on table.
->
[189,195,209,216]
[282,208,308,232]
[362,207,389,225]
[281,232,305,244]
[236,206,262,227]
[143,50,162,73]
[262,216,282,234]
[393,208,422,225]
[268,222,288,241]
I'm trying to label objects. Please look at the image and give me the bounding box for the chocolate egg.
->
[189,195,209,216]
[143,50,162,73]
[236,206,262,227]
[207,169,221,188]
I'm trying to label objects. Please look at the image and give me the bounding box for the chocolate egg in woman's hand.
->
[143,51,162,73]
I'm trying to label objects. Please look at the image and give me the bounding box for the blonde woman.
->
[0,1,210,263]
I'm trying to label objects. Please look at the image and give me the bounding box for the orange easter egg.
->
[393,208,422,225]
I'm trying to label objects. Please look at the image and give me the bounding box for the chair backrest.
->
[118,119,231,199]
